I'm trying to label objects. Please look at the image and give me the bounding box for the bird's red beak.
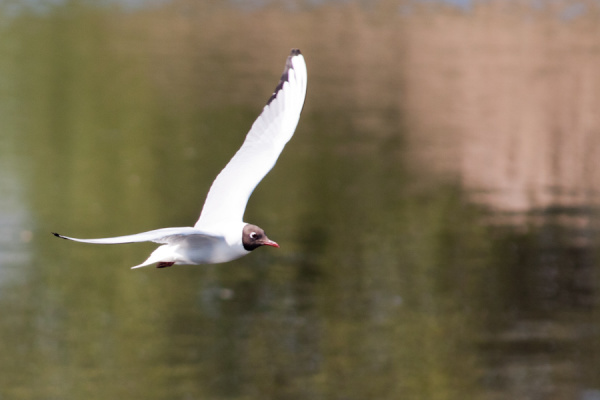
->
[264,239,280,248]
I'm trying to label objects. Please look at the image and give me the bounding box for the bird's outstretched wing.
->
[195,49,307,229]
[52,227,213,245]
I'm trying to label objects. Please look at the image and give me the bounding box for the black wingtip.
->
[52,232,64,239]
[267,48,303,106]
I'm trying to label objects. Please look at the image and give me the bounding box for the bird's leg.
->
[156,262,175,268]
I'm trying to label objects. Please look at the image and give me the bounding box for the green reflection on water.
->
[0,2,598,400]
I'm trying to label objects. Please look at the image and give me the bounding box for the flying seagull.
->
[53,49,307,269]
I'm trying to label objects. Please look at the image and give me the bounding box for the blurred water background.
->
[0,0,599,399]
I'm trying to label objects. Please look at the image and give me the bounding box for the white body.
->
[132,223,249,268]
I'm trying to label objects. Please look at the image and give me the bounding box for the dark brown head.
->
[242,224,279,251]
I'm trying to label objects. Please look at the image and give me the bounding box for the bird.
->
[52,49,307,269]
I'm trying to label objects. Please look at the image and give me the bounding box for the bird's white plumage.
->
[52,49,307,269]
[195,52,307,229]
[54,227,218,244]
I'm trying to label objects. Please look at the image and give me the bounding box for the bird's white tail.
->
[131,245,175,269]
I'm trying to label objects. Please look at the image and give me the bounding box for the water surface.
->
[0,1,598,399]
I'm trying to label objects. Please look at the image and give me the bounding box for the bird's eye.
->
[250,232,258,240]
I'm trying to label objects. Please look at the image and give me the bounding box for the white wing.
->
[52,227,216,245]
[195,49,307,229]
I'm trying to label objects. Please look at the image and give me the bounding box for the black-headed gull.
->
[53,49,307,269]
